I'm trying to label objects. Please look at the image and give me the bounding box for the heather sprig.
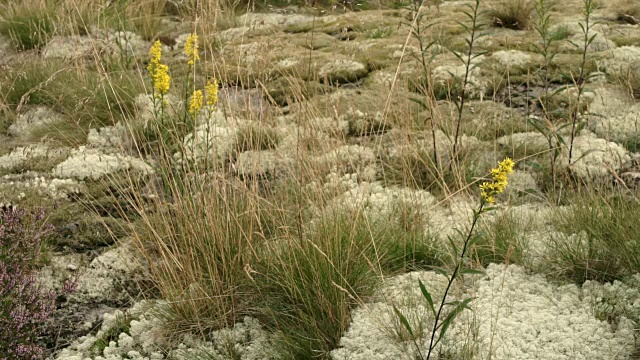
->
[0,262,55,360]
[0,206,66,360]
[0,206,52,269]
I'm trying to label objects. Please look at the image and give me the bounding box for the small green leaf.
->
[393,305,415,338]
[437,297,473,341]
[461,268,485,276]
[410,97,429,109]
[467,233,484,248]
[447,235,459,259]
[572,148,602,164]
[434,268,450,279]
[419,280,436,317]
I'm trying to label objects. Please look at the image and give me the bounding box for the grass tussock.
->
[1,59,144,145]
[546,190,640,284]
[119,152,443,356]
[472,210,530,267]
[488,0,536,30]
[612,0,640,24]
[126,173,281,336]
[255,209,441,358]
[0,0,56,50]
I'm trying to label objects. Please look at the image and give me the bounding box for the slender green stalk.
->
[394,158,515,359]
[424,204,483,359]
[533,0,559,189]
[569,0,599,165]
[407,0,439,169]
[451,0,484,167]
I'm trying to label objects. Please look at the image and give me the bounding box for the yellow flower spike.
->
[184,33,200,66]
[148,40,171,99]
[189,90,204,115]
[153,64,171,97]
[480,157,516,205]
[499,157,515,174]
[148,40,162,78]
[205,78,219,107]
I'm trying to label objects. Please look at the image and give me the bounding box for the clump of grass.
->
[89,312,132,354]
[367,26,394,39]
[549,24,571,41]
[125,173,279,337]
[612,0,640,25]
[379,133,490,197]
[1,60,144,146]
[488,0,536,30]
[471,210,529,267]
[235,124,280,153]
[256,209,441,358]
[622,69,640,100]
[0,3,56,50]
[547,189,640,284]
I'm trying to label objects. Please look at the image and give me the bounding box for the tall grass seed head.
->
[184,33,200,66]
[189,90,204,115]
[205,78,219,107]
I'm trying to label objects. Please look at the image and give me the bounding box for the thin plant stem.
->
[425,204,484,359]
[452,0,482,167]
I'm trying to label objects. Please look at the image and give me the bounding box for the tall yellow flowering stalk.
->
[479,157,515,204]
[188,90,203,116]
[205,78,219,108]
[394,157,516,360]
[184,34,200,66]
[182,33,200,127]
[147,40,171,112]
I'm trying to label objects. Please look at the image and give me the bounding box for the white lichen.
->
[9,106,63,137]
[318,59,369,83]
[56,301,278,360]
[332,264,636,360]
[52,146,152,180]
[0,144,68,170]
[557,131,630,179]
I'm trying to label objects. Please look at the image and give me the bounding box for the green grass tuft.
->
[488,0,536,30]
[0,11,55,50]
[1,60,144,146]
[547,190,640,284]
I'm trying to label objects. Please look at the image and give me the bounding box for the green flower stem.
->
[425,204,484,359]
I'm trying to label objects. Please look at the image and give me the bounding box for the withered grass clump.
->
[488,0,536,30]
[612,0,640,24]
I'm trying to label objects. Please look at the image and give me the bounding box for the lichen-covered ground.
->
[2,0,640,358]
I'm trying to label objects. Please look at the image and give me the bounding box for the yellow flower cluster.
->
[205,78,218,107]
[480,157,515,204]
[184,33,200,66]
[148,40,171,97]
[189,90,204,115]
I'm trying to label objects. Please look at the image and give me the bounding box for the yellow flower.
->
[184,33,199,66]
[148,40,171,98]
[205,78,219,107]
[148,40,162,73]
[189,90,204,115]
[480,157,515,204]
[153,64,171,97]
